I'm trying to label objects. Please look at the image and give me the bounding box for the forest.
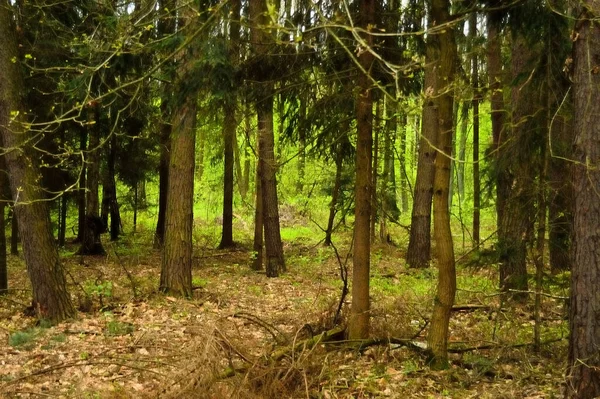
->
[0,0,598,397]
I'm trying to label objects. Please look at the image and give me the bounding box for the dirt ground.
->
[0,233,568,398]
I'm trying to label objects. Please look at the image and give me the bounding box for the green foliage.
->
[9,329,38,348]
[105,320,135,337]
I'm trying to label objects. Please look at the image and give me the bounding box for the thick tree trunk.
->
[0,2,75,320]
[154,0,175,249]
[348,0,375,340]
[370,100,380,243]
[159,8,200,297]
[426,0,456,369]
[566,2,600,396]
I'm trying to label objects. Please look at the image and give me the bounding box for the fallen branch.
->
[451,304,491,312]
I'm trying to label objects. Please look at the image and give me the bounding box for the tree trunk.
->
[399,114,410,213]
[471,11,480,246]
[219,100,236,249]
[406,105,437,268]
[296,95,307,194]
[370,100,380,243]
[497,31,534,300]
[219,0,240,249]
[250,0,285,277]
[325,138,345,246]
[101,134,120,241]
[566,2,600,396]
[77,126,87,243]
[0,198,6,294]
[159,8,200,297]
[10,209,18,255]
[0,2,75,320]
[78,105,105,256]
[426,0,456,369]
[58,195,67,247]
[257,96,285,276]
[406,19,443,268]
[154,0,175,249]
[348,0,375,340]
[457,102,469,201]
[487,10,507,227]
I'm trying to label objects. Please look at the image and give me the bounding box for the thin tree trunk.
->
[426,0,456,369]
[0,2,75,320]
[79,105,105,256]
[219,0,240,249]
[250,0,285,277]
[251,138,264,270]
[219,101,236,249]
[349,0,375,340]
[567,1,600,395]
[77,126,87,243]
[325,138,345,246]
[58,195,67,247]
[370,100,380,243]
[101,134,120,241]
[154,0,175,249]
[457,102,469,201]
[0,198,6,294]
[471,11,480,246]
[399,114,409,213]
[296,95,307,194]
[10,209,18,255]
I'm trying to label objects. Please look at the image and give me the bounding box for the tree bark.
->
[425,0,456,369]
[348,0,375,340]
[77,126,87,243]
[78,105,105,256]
[566,2,600,396]
[471,11,480,246]
[159,8,200,297]
[325,136,346,246]
[497,31,535,300]
[154,0,175,249]
[249,0,285,277]
[0,189,6,294]
[10,208,18,255]
[219,100,236,249]
[218,0,240,249]
[101,134,120,241]
[406,21,442,268]
[0,1,75,320]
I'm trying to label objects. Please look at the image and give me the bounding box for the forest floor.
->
[0,217,570,398]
